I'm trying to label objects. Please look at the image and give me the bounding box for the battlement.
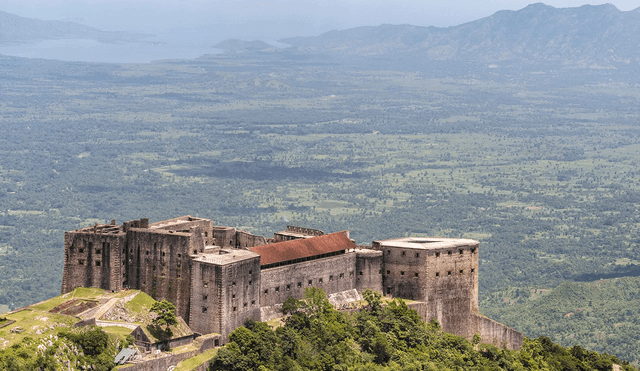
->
[285,225,324,236]
[273,225,325,242]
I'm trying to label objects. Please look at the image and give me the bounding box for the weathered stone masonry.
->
[62,216,523,349]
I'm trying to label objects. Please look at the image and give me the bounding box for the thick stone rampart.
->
[189,251,261,339]
[125,229,196,321]
[119,350,197,371]
[212,226,236,248]
[62,230,125,294]
[259,253,357,308]
[474,314,523,350]
[355,249,383,293]
[236,230,267,249]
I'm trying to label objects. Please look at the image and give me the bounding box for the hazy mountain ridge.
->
[213,38,278,53]
[0,10,149,45]
[278,3,640,66]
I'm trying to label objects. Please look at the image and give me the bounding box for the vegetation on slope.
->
[482,277,640,365]
[0,288,145,370]
[0,326,124,371]
[210,288,635,371]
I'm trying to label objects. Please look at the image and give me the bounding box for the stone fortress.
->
[61,216,523,349]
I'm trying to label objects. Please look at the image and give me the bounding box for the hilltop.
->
[0,10,149,45]
[213,39,278,53]
[0,288,218,370]
[277,3,640,67]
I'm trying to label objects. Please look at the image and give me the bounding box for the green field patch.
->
[537,253,566,263]
[317,201,349,209]
[614,258,640,266]
[462,232,493,240]
[0,243,11,255]
[6,209,45,216]
[138,130,199,140]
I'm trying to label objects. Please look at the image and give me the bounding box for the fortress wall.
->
[406,302,428,321]
[125,230,195,321]
[219,256,261,339]
[212,227,236,248]
[474,314,524,350]
[153,218,214,246]
[355,249,383,294]
[118,350,198,371]
[236,230,267,249]
[62,232,125,293]
[189,263,223,335]
[259,253,357,308]
[189,255,261,339]
[423,243,479,339]
[376,244,429,301]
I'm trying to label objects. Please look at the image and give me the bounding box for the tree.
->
[151,300,177,330]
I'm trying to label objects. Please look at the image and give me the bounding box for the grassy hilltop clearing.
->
[0,287,217,370]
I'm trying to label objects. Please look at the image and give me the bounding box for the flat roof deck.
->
[193,248,259,265]
[373,237,478,250]
[149,215,210,229]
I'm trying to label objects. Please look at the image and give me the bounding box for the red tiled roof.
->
[251,232,355,266]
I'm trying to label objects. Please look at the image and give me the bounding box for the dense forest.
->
[482,277,640,364]
[1,50,640,361]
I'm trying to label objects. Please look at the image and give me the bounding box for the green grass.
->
[114,289,140,299]
[125,291,156,315]
[101,326,135,337]
[174,348,218,371]
[0,309,77,346]
[30,287,105,312]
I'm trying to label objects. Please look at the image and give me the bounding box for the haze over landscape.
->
[2,1,640,369]
[1,0,639,62]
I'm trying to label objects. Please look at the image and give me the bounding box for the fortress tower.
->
[372,237,479,338]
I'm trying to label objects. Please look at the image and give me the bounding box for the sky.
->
[2,0,639,41]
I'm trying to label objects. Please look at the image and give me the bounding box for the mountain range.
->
[0,10,147,45]
[216,3,640,68]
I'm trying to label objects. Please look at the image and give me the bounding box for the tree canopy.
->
[209,289,635,371]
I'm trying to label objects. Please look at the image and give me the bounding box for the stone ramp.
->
[260,289,362,322]
[327,289,362,308]
[78,291,140,320]
[92,297,121,320]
